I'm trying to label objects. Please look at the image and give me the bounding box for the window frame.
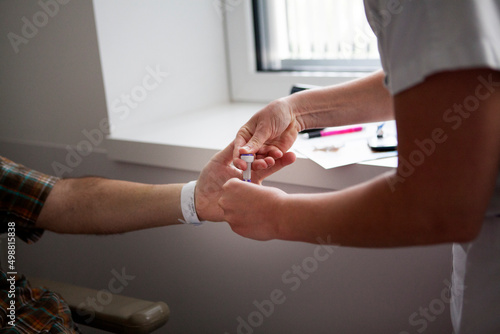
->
[224,0,375,103]
[253,0,380,72]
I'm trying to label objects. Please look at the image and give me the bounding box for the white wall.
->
[92,0,229,134]
[0,0,229,144]
[0,1,454,333]
[0,0,108,146]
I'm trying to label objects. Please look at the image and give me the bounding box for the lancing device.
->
[241,154,254,182]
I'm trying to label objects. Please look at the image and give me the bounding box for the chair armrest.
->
[28,277,169,334]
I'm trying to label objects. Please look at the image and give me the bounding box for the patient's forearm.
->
[37,177,184,234]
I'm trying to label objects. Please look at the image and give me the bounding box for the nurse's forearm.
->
[288,70,393,130]
[279,171,478,247]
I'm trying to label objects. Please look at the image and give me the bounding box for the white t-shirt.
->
[363,1,500,333]
[364,0,500,95]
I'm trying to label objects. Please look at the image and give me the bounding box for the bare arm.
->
[222,69,500,247]
[290,69,393,130]
[37,178,185,234]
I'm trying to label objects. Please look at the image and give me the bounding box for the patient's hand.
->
[195,141,295,222]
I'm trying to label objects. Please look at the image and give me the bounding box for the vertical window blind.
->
[254,0,381,72]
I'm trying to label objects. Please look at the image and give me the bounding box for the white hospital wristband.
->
[179,181,202,225]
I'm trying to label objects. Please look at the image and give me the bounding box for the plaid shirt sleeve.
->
[1,157,81,332]
[0,156,59,243]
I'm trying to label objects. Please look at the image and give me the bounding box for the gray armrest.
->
[28,277,169,334]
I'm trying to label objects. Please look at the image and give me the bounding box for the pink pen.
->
[303,126,363,139]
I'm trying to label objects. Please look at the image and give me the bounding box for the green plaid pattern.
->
[0,156,59,243]
[1,156,80,332]
[0,273,81,333]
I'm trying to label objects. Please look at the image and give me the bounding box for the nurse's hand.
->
[232,98,302,171]
[219,178,289,240]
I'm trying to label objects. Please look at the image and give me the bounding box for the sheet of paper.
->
[293,121,398,169]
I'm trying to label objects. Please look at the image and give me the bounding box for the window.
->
[224,0,381,102]
[253,0,380,72]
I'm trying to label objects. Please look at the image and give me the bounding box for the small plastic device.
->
[240,154,254,182]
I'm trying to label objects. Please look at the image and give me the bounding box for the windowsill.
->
[106,103,396,190]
